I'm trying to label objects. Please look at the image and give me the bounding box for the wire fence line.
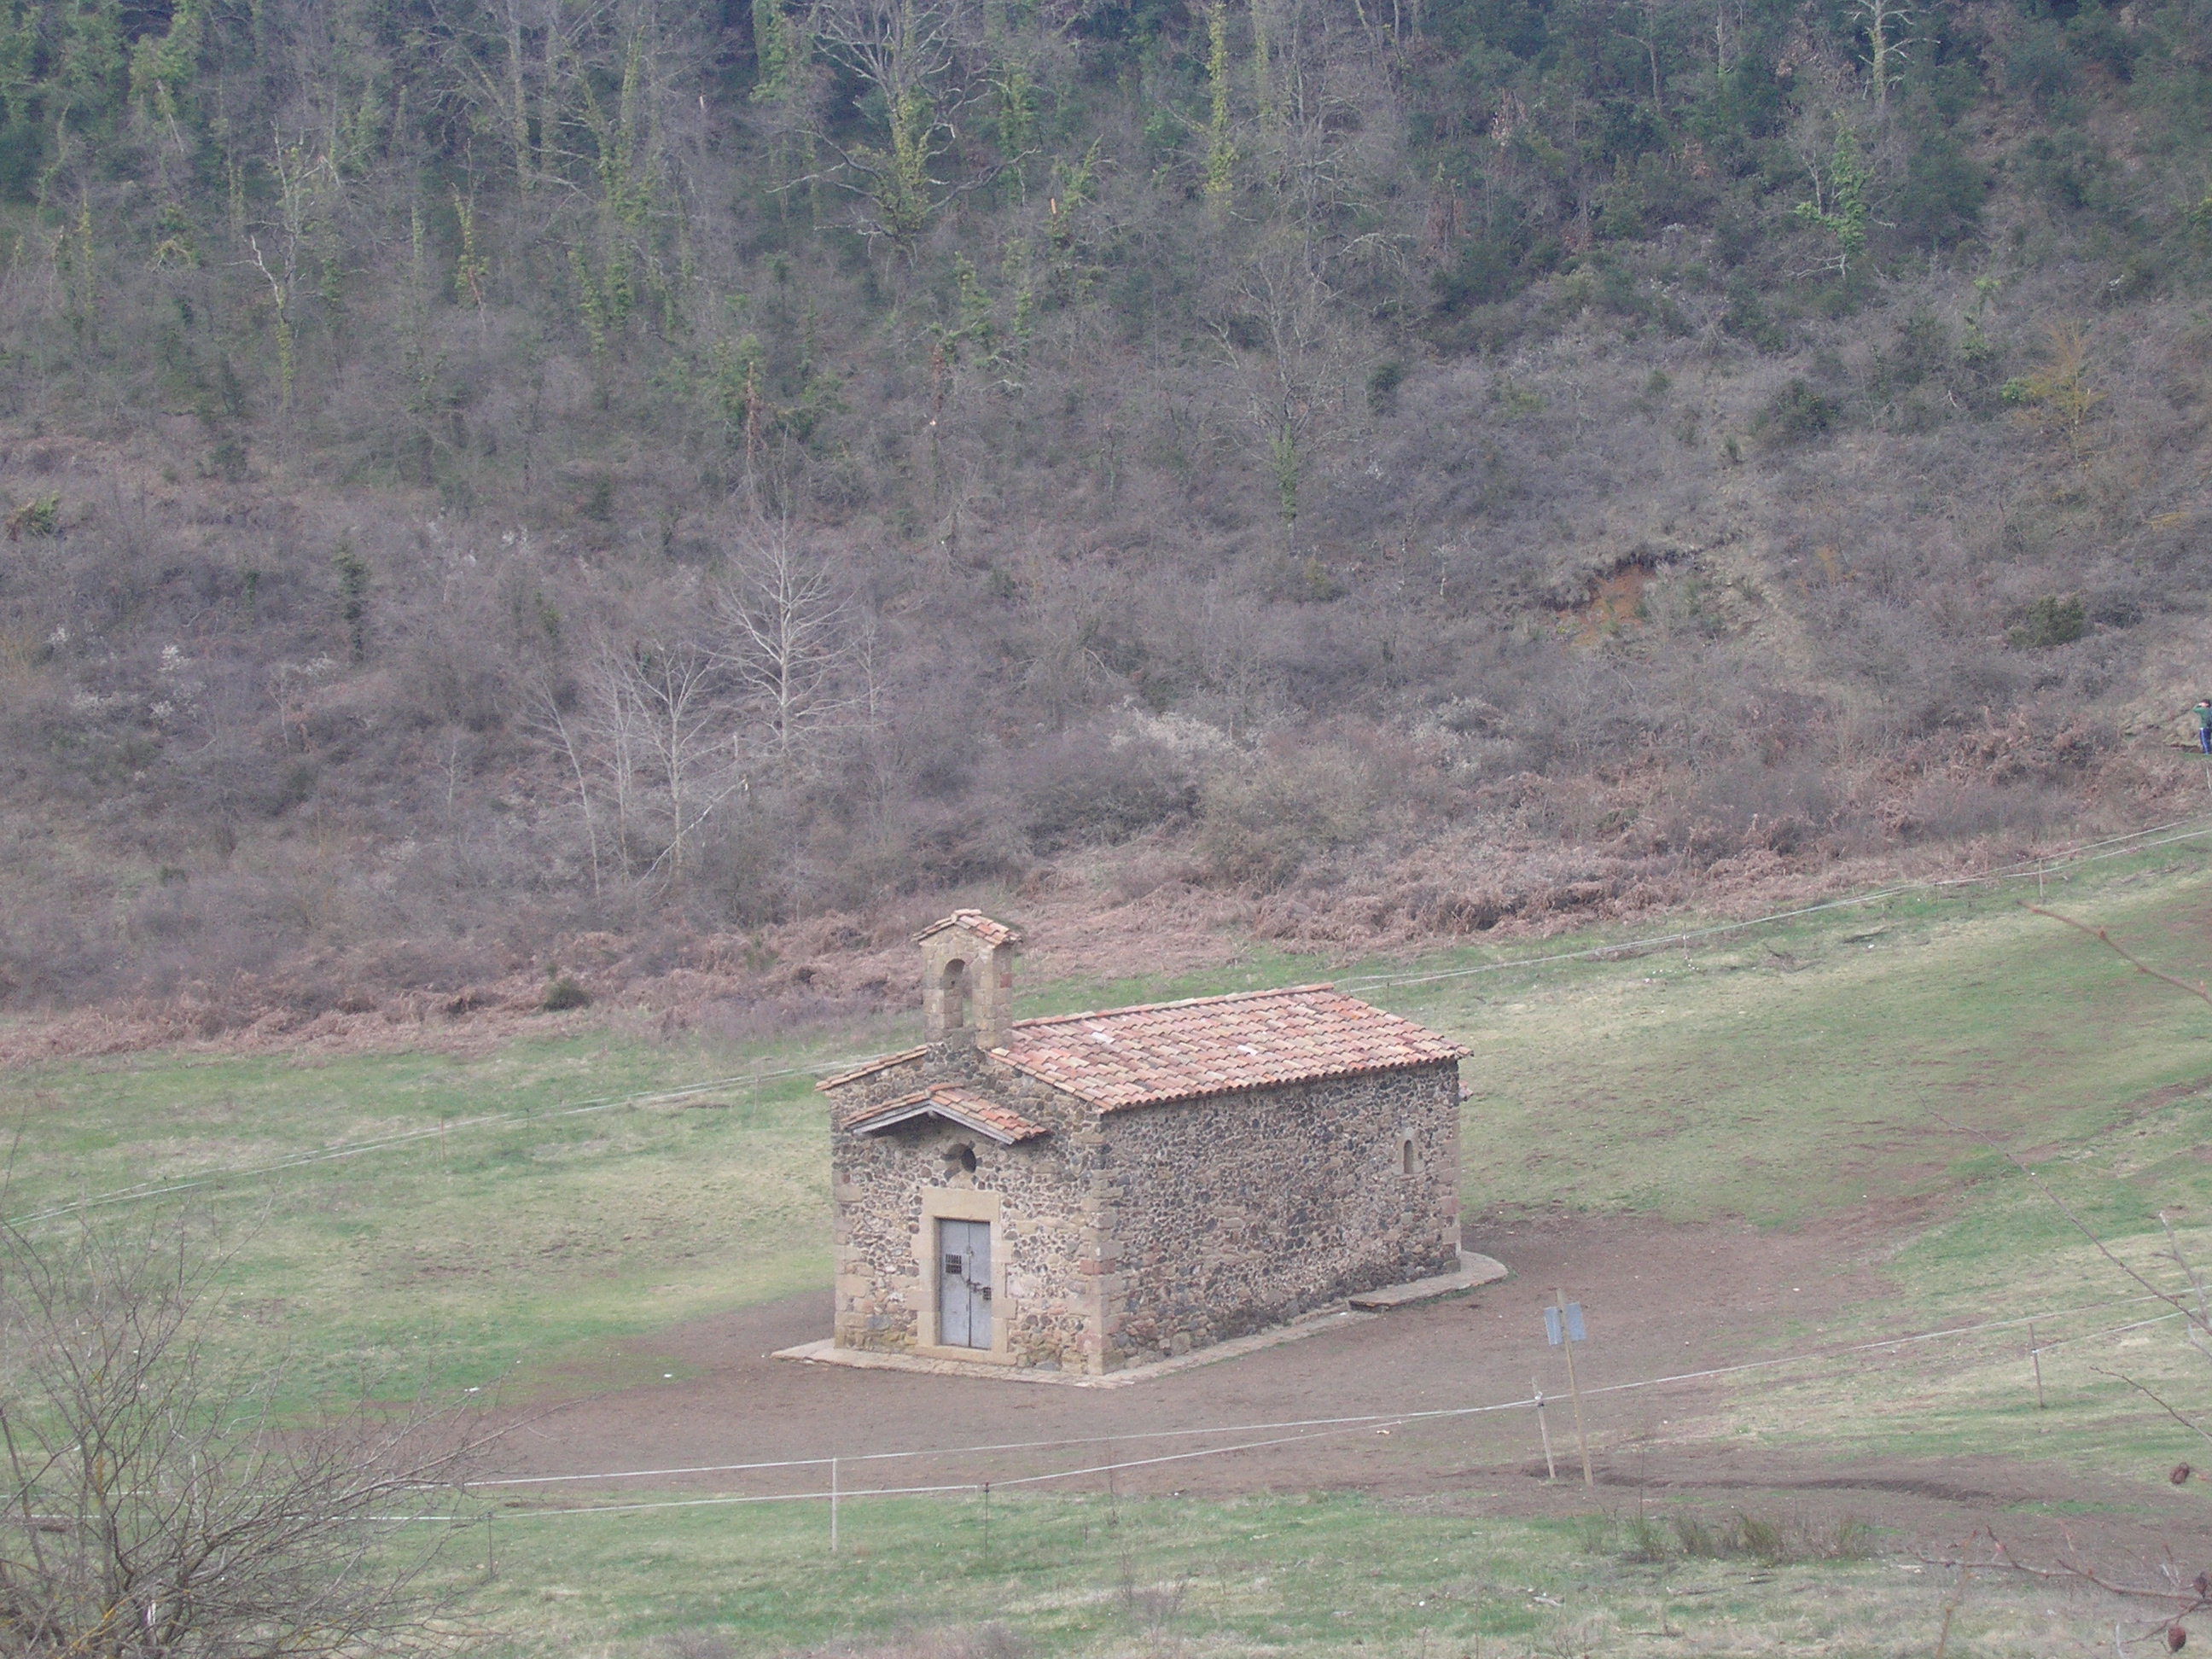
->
[18,808,2212,1229]
[2031,1309,2188,1353]
[514,1417,1440,1519]
[469,1408,1459,1489]
[456,1285,2203,1521]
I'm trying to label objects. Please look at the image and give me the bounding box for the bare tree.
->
[526,672,610,899]
[1852,0,1913,111]
[1246,0,1383,234]
[711,525,859,776]
[239,132,338,416]
[578,632,744,884]
[1215,238,1355,536]
[804,0,1001,259]
[0,1214,485,1657]
[568,643,652,882]
[529,617,766,894]
[432,0,619,193]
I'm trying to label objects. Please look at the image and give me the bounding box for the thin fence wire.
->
[482,1415,1439,1517]
[371,1295,2212,1526]
[461,1284,2208,1519]
[2030,1310,2187,1353]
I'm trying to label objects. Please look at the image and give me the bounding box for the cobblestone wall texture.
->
[1097,1063,1462,1367]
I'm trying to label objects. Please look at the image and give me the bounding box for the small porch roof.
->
[841,1084,1050,1145]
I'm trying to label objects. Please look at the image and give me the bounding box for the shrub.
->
[543,974,593,1011]
[1721,282,1790,353]
[2065,4,2138,79]
[1755,380,1838,445]
[1883,314,1951,390]
[1013,726,1196,853]
[2005,20,2081,108]
[1894,134,1988,250]
[2021,130,2116,215]
[399,633,506,731]
[1195,747,1381,888]
[2009,595,2088,648]
[1367,358,1409,413]
[4,492,60,538]
[1433,230,1557,314]
[205,434,249,481]
[1580,1507,1872,1564]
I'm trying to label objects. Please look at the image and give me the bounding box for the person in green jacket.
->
[2194,698,2212,754]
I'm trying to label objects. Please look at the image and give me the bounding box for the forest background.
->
[1,0,2209,1037]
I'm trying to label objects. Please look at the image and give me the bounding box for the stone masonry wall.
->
[1097,1062,1461,1370]
[830,1048,1102,1371]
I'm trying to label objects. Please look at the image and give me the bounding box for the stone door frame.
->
[914,1186,1016,1364]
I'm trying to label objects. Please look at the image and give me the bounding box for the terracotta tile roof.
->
[842,1085,1050,1144]
[989,985,1467,1110]
[911,909,1022,948]
[816,1045,927,1091]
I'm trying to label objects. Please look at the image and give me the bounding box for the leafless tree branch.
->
[0,1212,494,1657]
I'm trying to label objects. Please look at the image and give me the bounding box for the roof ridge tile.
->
[988,986,1466,1110]
[1006,983,1338,1033]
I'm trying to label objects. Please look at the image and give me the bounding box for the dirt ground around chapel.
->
[490,1208,2210,1575]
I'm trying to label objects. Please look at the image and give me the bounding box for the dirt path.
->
[497,1213,1875,1482]
[481,1208,2211,1567]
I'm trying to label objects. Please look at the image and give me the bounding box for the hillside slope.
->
[0,0,2208,1020]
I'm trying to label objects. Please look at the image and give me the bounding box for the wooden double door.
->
[938,1218,992,1349]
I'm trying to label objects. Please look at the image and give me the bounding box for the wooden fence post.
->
[1534,1380,1557,1482]
[1556,1288,1594,1490]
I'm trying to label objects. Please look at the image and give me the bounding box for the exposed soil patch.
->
[480,1208,2209,1573]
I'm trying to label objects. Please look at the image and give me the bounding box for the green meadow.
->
[12,835,2212,1653]
[451,1487,2095,1659]
[0,1034,838,1400]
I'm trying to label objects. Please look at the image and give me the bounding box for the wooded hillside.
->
[0,0,2208,1023]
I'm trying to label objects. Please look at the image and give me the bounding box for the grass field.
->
[1437,864,2212,1225]
[0,1035,843,1399]
[13,834,2212,1653]
[444,1488,2116,1659]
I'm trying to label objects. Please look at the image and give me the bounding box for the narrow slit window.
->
[1400,1137,1417,1176]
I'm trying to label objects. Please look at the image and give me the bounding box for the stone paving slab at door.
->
[1348,1251,1509,1309]
[772,1307,1377,1387]
[771,1252,1510,1387]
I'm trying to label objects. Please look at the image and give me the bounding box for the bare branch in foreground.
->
[1918,1528,2211,1617]
[2092,1366,2212,1452]
[2022,905,2212,1011]
[0,1211,497,1656]
[1931,1107,2212,1342]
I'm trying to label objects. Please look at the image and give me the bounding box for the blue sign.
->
[1544,1303,1587,1346]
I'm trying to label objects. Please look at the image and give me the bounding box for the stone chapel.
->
[818,911,1469,1375]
